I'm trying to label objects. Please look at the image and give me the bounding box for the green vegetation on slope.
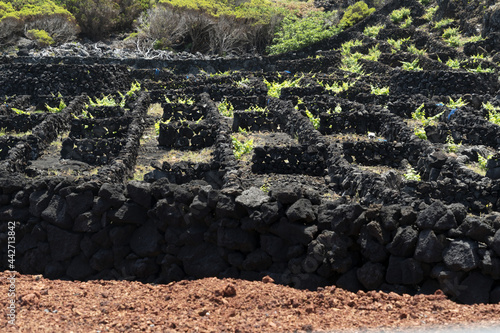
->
[267,10,340,55]
[0,0,78,44]
[1,0,379,56]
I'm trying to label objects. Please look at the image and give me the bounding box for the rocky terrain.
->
[1,0,500,330]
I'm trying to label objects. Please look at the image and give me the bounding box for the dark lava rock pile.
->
[1,0,500,304]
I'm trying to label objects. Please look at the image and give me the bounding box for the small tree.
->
[136,6,187,50]
[57,0,120,40]
[209,15,247,55]
[184,10,213,53]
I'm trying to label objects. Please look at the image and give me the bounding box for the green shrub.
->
[484,102,500,126]
[26,28,54,46]
[245,105,268,113]
[401,58,422,71]
[404,166,421,181]
[471,54,485,61]
[399,16,412,28]
[160,0,298,23]
[363,24,384,38]
[0,1,14,19]
[466,35,483,43]
[232,135,253,159]
[341,39,363,54]
[318,80,353,93]
[88,95,118,107]
[338,40,366,74]
[412,103,425,122]
[159,0,227,16]
[263,76,302,98]
[390,7,411,24]
[422,5,437,21]
[114,0,146,31]
[446,58,460,69]
[434,18,454,29]
[414,126,427,140]
[45,99,66,113]
[406,44,426,55]
[411,103,443,139]
[229,0,289,25]
[339,54,365,74]
[467,64,494,73]
[442,27,459,39]
[267,11,340,55]
[387,37,409,51]
[446,134,461,153]
[218,99,234,117]
[364,44,381,61]
[446,97,467,108]
[5,0,72,17]
[478,154,493,172]
[370,85,389,95]
[339,1,375,29]
[305,109,320,129]
[445,35,463,47]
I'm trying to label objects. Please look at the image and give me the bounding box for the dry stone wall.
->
[1,0,500,305]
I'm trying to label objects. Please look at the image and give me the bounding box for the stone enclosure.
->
[1,0,500,305]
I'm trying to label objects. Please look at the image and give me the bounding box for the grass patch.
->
[465,163,486,176]
[148,103,163,117]
[161,148,214,164]
[326,133,386,142]
[357,165,398,175]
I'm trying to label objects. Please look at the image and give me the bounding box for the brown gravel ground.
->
[1,272,500,332]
